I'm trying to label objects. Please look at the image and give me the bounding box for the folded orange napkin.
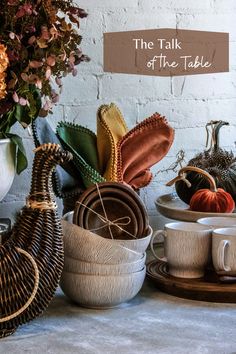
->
[117,113,174,189]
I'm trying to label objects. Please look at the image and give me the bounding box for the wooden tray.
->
[155,193,236,222]
[146,260,236,303]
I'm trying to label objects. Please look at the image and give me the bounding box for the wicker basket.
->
[0,144,72,338]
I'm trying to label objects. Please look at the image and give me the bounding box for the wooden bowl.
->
[155,193,236,222]
[79,188,144,238]
[64,253,146,275]
[73,182,149,238]
[62,220,143,264]
[84,196,139,238]
[60,267,146,308]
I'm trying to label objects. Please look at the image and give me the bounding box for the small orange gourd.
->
[167,166,235,213]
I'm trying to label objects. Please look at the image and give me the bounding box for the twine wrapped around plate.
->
[0,143,72,338]
[76,184,135,239]
[73,182,149,239]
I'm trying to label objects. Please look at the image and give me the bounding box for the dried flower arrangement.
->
[0,0,89,172]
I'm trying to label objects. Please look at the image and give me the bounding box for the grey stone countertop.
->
[2,254,236,354]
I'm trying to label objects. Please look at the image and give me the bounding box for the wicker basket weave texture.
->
[0,144,71,338]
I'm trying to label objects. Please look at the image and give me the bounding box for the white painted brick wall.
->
[1,0,236,230]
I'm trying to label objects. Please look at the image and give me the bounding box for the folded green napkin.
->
[57,122,105,188]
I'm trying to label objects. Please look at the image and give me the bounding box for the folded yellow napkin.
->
[97,103,128,181]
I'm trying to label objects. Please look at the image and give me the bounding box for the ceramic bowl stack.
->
[60,182,152,309]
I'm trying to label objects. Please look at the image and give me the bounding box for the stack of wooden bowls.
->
[60,183,152,308]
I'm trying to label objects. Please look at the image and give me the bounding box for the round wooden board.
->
[155,193,236,222]
[146,260,236,303]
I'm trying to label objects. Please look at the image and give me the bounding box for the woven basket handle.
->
[0,247,39,323]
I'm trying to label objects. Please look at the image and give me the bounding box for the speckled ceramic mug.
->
[150,222,212,279]
[197,217,236,229]
[212,228,236,274]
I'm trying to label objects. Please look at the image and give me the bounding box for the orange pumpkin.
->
[167,166,235,213]
[190,188,235,213]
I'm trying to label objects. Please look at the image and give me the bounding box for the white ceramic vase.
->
[0,139,16,201]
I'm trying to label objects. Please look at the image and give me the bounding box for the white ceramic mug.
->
[197,217,236,229]
[212,228,236,274]
[150,222,212,278]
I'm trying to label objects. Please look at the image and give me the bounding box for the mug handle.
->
[216,240,231,272]
[150,230,167,262]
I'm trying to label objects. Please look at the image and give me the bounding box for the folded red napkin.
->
[117,113,174,189]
